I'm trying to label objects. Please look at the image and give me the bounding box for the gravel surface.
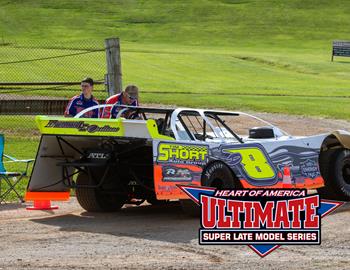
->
[253,111,350,136]
[0,113,350,270]
[0,199,349,270]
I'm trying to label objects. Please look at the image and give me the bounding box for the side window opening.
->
[204,112,243,143]
[178,111,202,140]
[177,111,217,141]
[205,113,236,139]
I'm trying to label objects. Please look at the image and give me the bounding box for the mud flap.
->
[26,135,110,200]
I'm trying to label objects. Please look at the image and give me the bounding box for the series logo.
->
[179,186,343,257]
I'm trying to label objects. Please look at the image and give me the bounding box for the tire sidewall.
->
[333,149,350,199]
[201,161,236,189]
[76,172,126,212]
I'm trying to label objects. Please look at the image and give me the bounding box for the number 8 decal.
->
[224,147,276,180]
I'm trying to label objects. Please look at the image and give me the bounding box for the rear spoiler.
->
[35,116,174,140]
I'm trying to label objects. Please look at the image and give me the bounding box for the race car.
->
[25,105,350,214]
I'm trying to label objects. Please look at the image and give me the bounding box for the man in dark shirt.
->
[64,77,99,118]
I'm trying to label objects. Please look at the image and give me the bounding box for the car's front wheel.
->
[180,162,238,216]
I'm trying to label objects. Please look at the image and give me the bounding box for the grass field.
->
[1,0,350,120]
[2,43,350,120]
[1,0,350,200]
[1,136,38,202]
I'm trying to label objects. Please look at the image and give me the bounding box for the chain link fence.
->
[0,39,108,138]
[0,40,111,201]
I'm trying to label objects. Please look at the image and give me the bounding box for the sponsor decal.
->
[300,159,319,179]
[162,166,192,181]
[157,185,179,192]
[157,143,208,165]
[162,165,201,182]
[179,185,343,257]
[87,152,110,160]
[45,120,119,133]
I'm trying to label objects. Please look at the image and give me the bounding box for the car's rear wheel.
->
[75,172,127,212]
[180,162,237,216]
[317,149,350,201]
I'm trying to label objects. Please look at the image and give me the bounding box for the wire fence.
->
[0,39,108,139]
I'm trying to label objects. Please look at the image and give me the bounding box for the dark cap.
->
[81,77,94,86]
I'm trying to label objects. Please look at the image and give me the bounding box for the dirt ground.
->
[1,112,350,270]
[253,111,350,136]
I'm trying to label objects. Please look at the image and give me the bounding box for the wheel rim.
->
[342,158,350,185]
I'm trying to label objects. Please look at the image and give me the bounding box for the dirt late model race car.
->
[25,105,350,214]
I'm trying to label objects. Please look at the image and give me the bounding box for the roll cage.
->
[75,105,289,142]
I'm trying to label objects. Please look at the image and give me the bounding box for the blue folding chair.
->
[0,134,34,203]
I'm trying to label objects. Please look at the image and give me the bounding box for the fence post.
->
[105,38,122,96]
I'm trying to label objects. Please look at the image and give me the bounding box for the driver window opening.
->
[204,113,238,140]
[177,111,217,141]
[204,112,279,141]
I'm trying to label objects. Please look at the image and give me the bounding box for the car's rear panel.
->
[26,116,174,202]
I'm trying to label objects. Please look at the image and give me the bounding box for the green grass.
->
[1,0,350,120]
[143,93,350,119]
[0,116,38,136]
[1,136,39,202]
[3,44,350,119]
[1,0,350,201]
[1,0,350,49]
[4,0,350,201]
[0,118,39,202]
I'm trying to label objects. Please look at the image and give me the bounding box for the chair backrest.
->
[0,134,5,173]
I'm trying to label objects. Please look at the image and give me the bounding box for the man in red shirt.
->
[102,85,139,119]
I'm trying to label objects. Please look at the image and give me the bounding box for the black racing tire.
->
[180,162,237,217]
[201,161,237,189]
[317,149,350,201]
[75,172,126,212]
[317,149,338,199]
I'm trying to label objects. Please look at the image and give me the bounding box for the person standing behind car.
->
[102,85,139,119]
[64,77,99,118]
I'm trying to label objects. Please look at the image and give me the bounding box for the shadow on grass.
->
[333,60,350,64]
[31,202,199,244]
